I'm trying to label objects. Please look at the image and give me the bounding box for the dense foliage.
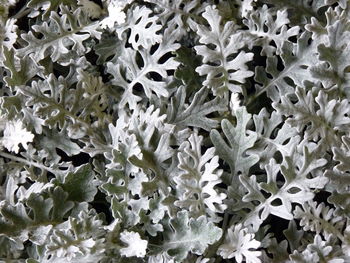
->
[1,0,350,262]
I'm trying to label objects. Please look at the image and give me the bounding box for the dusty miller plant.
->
[0,0,350,262]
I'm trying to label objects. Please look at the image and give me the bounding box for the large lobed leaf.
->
[152,210,222,262]
[210,107,259,184]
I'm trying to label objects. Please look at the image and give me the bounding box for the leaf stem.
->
[11,5,31,20]
[0,151,61,175]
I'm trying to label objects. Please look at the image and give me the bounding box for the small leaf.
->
[120,230,148,258]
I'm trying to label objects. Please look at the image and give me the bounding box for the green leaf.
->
[60,164,97,202]
[174,46,203,93]
[94,35,122,64]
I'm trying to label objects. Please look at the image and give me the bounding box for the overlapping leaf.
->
[107,25,180,109]
[152,211,222,262]
[17,5,101,63]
